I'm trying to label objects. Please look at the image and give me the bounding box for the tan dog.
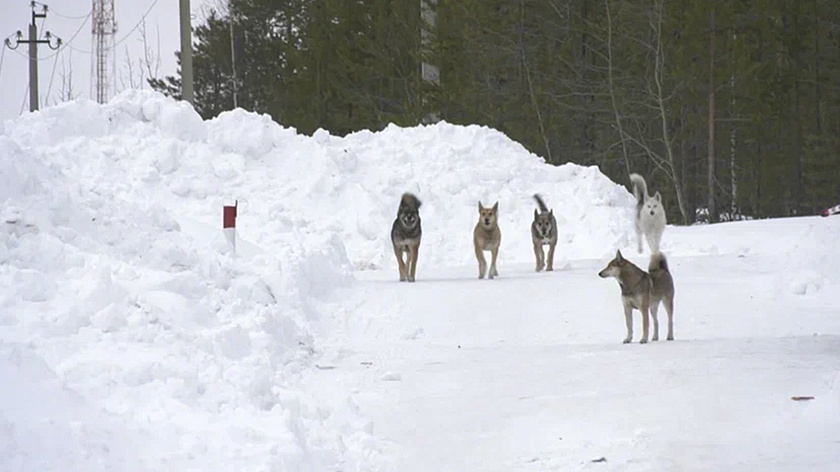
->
[473,201,501,279]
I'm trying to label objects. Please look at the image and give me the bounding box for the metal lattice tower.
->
[91,0,116,104]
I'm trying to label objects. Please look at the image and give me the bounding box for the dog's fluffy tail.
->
[648,252,669,273]
[533,194,549,213]
[401,192,422,209]
[629,173,648,205]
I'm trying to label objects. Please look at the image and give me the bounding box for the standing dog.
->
[531,194,558,272]
[648,252,675,341]
[473,201,501,279]
[629,173,667,254]
[598,250,675,343]
[391,193,422,282]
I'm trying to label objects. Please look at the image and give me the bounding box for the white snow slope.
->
[2,90,839,471]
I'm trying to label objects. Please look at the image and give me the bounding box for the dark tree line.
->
[151,0,840,223]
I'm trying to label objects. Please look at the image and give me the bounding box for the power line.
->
[42,0,161,61]
[68,44,93,55]
[45,5,94,20]
[44,46,61,106]
[20,83,29,115]
[39,11,91,61]
[112,0,161,50]
[0,44,6,89]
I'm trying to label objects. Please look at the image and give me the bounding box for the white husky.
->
[630,173,666,254]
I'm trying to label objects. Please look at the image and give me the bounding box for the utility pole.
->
[708,3,717,223]
[179,0,194,104]
[4,2,62,112]
[229,0,237,108]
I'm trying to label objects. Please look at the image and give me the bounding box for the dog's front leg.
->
[665,296,674,341]
[533,242,544,272]
[639,295,650,344]
[646,232,660,254]
[546,242,556,271]
[393,246,407,281]
[635,226,644,254]
[408,243,419,282]
[489,247,499,279]
[475,242,487,279]
[622,301,633,344]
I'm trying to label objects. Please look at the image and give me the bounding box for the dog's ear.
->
[534,208,538,219]
[478,201,484,212]
[616,249,623,262]
[654,191,662,203]
[549,209,553,216]
[492,201,499,213]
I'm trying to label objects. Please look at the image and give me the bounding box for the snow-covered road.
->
[311,228,840,471]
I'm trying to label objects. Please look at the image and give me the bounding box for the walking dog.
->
[474,201,501,279]
[390,193,422,282]
[629,173,667,254]
[531,194,558,272]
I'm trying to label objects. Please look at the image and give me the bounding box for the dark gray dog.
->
[531,194,558,272]
[391,193,422,282]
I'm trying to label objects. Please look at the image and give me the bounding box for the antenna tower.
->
[91,0,116,103]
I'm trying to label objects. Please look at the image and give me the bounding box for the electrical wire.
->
[68,44,93,55]
[0,45,6,89]
[111,0,161,50]
[44,46,62,106]
[38,11,92,61]
[46,5,94,20]
[20,83,29,115]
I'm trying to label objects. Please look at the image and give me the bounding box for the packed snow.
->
[1,90,838,471]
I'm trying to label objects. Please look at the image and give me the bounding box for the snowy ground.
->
[1,91,838,471]
[313,217,840,472]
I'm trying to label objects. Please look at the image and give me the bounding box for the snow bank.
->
[1,89,635,470]
[7,90,635,272]
[1,92,372,470]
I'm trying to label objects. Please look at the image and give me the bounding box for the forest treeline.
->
[151,0,840,222]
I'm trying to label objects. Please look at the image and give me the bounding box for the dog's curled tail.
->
[401,192,422,209]
[648,252,669,273]
[533,194,549,213]
[629,173,648,205]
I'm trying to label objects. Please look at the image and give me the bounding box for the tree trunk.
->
[708,4,717,222]
[605,0,631,177]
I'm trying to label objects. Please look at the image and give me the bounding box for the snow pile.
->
[0,89,635,470]
[0,95,373,469]
[7,90,635,272]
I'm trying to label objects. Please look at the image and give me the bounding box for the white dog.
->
[630,173,666,254]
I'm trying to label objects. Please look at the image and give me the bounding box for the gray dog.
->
[391,193,422,282]
[598,250,675,343]
[531,194,558,272]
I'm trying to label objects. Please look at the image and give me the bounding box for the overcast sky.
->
[1,0,218,123]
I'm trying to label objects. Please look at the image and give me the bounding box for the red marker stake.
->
[223,200,238,253]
